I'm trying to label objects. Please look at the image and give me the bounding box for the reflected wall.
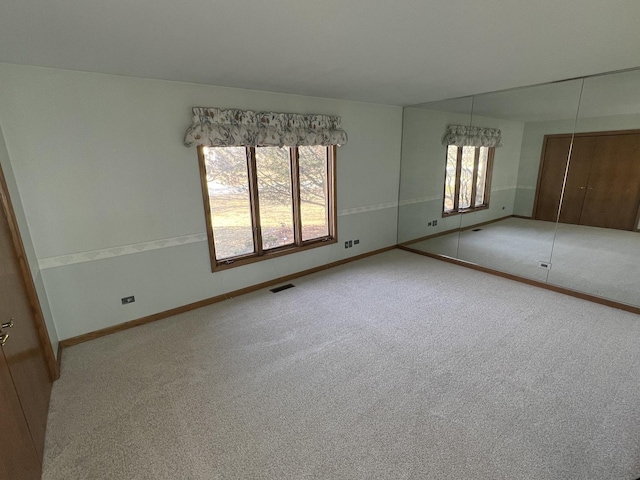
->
[398,68,640,309]
[397,97,472,257]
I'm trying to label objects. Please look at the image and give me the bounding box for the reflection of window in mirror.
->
[443,145,495,215]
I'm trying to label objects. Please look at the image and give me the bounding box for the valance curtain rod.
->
[184,107,348,148]
[442,125,502,148]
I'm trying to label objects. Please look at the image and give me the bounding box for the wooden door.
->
[580,133,640,230]
[0,349,41,480]
[534,136,572,222]
[557,136,597,225]
[0,163,55,476]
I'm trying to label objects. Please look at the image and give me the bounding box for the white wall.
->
[515,112,640,217]
[397,106,524,243]
[397,107,471,243]
[0,64,403,340]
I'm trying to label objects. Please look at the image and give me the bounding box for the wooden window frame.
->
[442,145,495,217]
[198,145,337,272]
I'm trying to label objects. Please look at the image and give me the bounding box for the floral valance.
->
[184,107,348,148]
[442,125,502,148]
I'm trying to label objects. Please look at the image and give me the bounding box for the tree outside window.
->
[199,145,336,270]
[443,145,494,215]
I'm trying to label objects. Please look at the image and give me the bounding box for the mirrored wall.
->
[398,67,640,309]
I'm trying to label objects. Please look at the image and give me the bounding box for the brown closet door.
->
[0,165,53,465]
[558,136,597,225]
[580,133,640,230]
[534,136,572,222]
[0,349,42,480]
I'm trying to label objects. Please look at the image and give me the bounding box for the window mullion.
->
[470,147,480,209]
[197,146,219,272]
[290,147,303,246]
[484,147,495,207]
[327,146,337,238]
[453,146,462,212]
[247,147,263,255]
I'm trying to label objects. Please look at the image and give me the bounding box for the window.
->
[198,145,336,270]
[443,145,494,215]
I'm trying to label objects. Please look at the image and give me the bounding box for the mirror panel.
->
[455,80,584,282]
[397,97,473,257]
[548,69,640,307]
[397,68,640,311]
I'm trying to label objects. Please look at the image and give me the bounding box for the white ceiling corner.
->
[0,0,639,106]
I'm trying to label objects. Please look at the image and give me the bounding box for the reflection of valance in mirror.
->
[184,107,348,147]
[442,125,502,148]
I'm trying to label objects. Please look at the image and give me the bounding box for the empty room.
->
[1,1,639,479]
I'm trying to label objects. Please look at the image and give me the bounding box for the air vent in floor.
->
[270,283,295,293]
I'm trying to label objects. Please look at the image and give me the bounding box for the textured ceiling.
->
[1,1,640,105]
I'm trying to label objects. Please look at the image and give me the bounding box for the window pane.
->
[444,146,458,212]
[475,147,489,206]
[256,147,295,250]
[203,147,255,260]
[458,146,475,209]
[299,146,329,241]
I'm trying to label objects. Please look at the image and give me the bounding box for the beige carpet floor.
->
[43,249,640,479]
[410,217,640,306]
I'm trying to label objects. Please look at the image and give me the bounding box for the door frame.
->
[533,128,640,232]
[0,164,59,380]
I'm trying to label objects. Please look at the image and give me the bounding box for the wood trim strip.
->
[248,147,263,256]
[59,245,396,349]
[453,147,462,211]
[483,147,495,207]
[57,343,62,373]
[543,128,640,140]
[0,165,59,380]
[329,146,338,240]
[470,147,480,208]
[197,146,218,273]
[290,147,302,246]
[209,236,337,272]
[398,245,640,316]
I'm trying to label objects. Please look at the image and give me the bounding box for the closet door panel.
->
[0,162,54,466]
[0,349,41,480]
[580,133,640,230]
[558,136,597,225]
[534,136,572,222]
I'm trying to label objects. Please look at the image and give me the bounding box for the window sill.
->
[442,205,490,217]
[212,236,337,272]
